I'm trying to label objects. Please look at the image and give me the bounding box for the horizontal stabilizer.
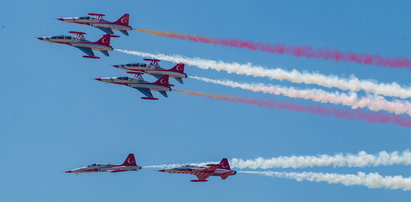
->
[120,30,129,36]
[158,91,168,97]
[175,78,184,84]
[100,50,109,57]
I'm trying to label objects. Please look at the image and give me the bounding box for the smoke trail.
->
[144,162,216,169]
[136,29,411,70]
[240,171,411,191]
[173,90,411,128]
[191,76,411,116]
[115,49,411,99]
[231,150,411,169]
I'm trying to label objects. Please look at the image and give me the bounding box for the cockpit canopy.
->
[116,77,130,80]
[127,63,147,67]
[50,35,74,40]
[87,163,103,167]
[79,16,92,20]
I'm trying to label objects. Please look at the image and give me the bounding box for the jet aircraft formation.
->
[39,13,235,182]
[38,13,188,100]
[66,154,237,182]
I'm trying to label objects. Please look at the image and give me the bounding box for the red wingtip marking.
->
[83,56,100,59]
[69,31,87,35]
[143,58,161,62]
[141,97,159,100]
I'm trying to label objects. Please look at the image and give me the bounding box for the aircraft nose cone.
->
[113,65,119,68]
[95,78,102,81]
[57,18,64,21]
[37,37,44,40]
[159,169,165,172]
[65,170,72,173]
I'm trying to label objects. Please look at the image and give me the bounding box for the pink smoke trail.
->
[137,29,411,70]
[174,90,411,128]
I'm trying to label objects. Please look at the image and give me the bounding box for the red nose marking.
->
[95,78,102,81]
[57,18,64,21]
[65,170,72,173]
[37,37,44,40]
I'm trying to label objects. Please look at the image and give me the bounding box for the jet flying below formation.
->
[113,59,188,84]
[65,154,142,174]
[57,13,132,36]
[95,74,173,100]
[37,31,119,59]
[159,158,237,182]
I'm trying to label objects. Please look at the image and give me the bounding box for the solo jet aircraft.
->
[113,59,188,84]
[95,74,173,100]
[65,153,142,174]
[159,158,237,182]
[58,13,132,36]
[37,31,119,59]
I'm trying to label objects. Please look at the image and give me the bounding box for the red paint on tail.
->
[206,158,231,170]
[94,34,119,46]
[169,63,185,73]
[153,75,170,87]
[114,14,130,26]
[122,154,137,166]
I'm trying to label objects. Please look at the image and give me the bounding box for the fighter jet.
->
[159,158,237,182]
[113,59,188,84]
[57,13,132,36]
[65,154,142,174]
[37,31,119,59]
[95,74,173,100]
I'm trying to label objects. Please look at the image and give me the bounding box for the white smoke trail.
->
[191,76,411,116]
[231,150,411,169]
[115,49,411,99]
[240,171,411,191]
[144,162,217,169]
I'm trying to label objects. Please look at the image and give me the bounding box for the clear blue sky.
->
[1,0,411,201]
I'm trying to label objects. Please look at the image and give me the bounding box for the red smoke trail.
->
[174,90,411,128]
[136,29,411,70]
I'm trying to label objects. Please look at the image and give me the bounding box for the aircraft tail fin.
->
[206,158,231,170]
[219,158,231,170]
[114,14,130,26]
[169,63,185,73]
[153,75,170,87]
[94,34,119,46]
[122,153,137,166]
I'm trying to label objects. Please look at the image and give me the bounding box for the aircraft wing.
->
[133,87,154,98]
[109,170,128,173]
[76,47,95,57]
[195,174,211,181]
[97,27,114,34]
